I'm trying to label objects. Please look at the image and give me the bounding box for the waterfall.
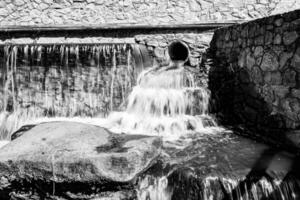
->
[1,41,298,200]
[0,44,136,140]
[105,64,220,139]
[0,41,220,140]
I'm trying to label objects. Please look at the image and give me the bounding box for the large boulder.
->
[0,121,161,185]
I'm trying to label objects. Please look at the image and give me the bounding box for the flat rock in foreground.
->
[0,121,161,184]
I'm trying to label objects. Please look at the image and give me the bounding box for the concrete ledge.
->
[0,22,242,33]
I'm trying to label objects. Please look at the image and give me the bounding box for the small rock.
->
[283,31,298,46]
[260,51,279,71]
[254,35,264,46]
[43,0,53,4]
[40,3,49,10]
[279,51,293,69]
[273,34,281,45]
[264,71,282,85]
[274,18,283,27]
[264,31,273,45]
[0,8,8,16]
[0,1,6,7]
[14,0,25,6]
[254,46,264,58]
[272,85,289,98]
[291,47,300,71]
[251,66,263,84]
[283,69,297,87]
[246,53,256,70]
[94,0,104,5]
[291,89,300,99]
[154,47,165,58]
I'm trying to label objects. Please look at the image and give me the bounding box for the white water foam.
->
[10,64,224,141]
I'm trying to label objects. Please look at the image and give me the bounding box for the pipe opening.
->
[167,40,189,62]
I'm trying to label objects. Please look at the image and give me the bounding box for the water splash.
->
[104,65,221,139]
[137,175,300,200]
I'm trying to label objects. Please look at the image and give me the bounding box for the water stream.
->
[0,44,137,139]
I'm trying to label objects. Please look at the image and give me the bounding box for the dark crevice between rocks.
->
[0,178,136,200]
[11,124,37,140]
[95,134,157,153]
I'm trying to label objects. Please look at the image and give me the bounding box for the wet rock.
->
[0,121,161,184]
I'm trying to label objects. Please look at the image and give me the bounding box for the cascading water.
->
[0,43,137,140]
[105,63,219,139]
[0,40,298,200]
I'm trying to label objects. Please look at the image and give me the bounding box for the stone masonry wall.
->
[135,32,213,66]
[0,0,299,26]
[209,9,300,140]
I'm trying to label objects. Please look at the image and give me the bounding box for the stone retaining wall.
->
[209,9,300,138]
[135,32,213,66]
[0,0,299,26]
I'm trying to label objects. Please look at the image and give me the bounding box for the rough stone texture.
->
[209,9,300,138]
[135,32,213,69]
[0,121,161,183]
[0,0,299,27]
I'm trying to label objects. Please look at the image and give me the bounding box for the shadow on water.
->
[220,139,300,200]
[137,128,300,200]
[202,45,300,199]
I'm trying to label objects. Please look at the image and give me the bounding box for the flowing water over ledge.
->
[0,43,138,139]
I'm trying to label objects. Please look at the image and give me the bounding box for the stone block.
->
[260,51,279,71]
[0,8,9,16]
[291,89,300,99]
[254,46,264,58]
[14,0,25,6]
[279,51,293,69]
[272,85,289,98]
[264,71,282,85]
[262,84,274,104]
[273,34,282,45]
[283,69,297,87]
[251,66,263,84]
[245,53,256,70]
[239,69,250,83]
[265,31,273,45]
[254,35,264,46]
[283,31,298,46]
[274,18,283,27]
[281,98,300,121]
[291,47,300,72]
